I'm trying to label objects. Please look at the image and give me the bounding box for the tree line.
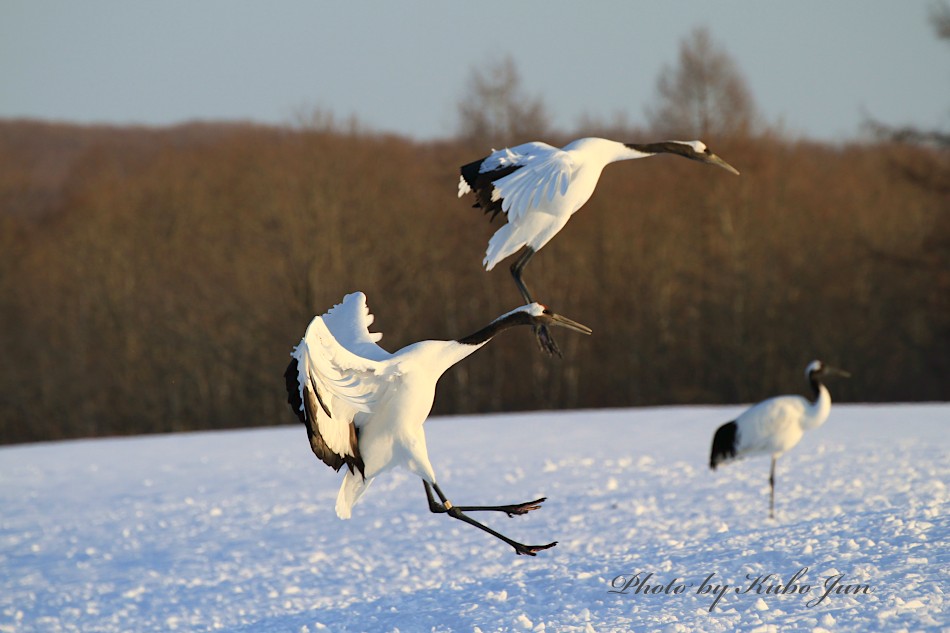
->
[0,118,945,445]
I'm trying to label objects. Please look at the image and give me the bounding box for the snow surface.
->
[1,404,947,632]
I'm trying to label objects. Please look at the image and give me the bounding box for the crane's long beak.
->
[825,366,851,378]
[546,313,593,335]
[704,153,740,175]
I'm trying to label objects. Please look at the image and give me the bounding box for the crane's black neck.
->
[625,142,694,158]
[457,311,537,346]
[807,372,823,404]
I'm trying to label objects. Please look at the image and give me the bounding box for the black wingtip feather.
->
[284,359,305,424]
[284,357,366,477]
[710,421,738,470]
[459,158,523,223]
[460,158,485,190]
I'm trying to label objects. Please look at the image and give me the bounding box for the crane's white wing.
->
[289,307,392,475]
[477,142,557,172]
[488,143,574,224]
[295,315,387,424]
[736,397,807,455]
[321,292,391,362]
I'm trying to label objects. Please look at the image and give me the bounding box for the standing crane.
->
[710,360,851,518]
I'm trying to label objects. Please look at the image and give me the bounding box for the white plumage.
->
[284,292,592,555]
[710,360,851,518]
[459,137,739,356]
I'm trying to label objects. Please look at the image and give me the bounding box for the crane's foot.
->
[514,541,558,556]
[441,497,548,517]
[497,497,547,517]
[424,481,557,556]
[534,325,562,358]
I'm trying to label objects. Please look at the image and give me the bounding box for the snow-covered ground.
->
[1,404,946,632]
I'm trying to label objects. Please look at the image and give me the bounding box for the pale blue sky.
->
[1,1,948,141]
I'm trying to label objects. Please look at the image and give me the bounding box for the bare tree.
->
[3,119,949,443]
[456,55,550,143]
[866,1,949,150]
[646,27,758,138]
[864,2,950,382]
[932,1,950,39]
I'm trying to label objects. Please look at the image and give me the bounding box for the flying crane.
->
[459,137,739,356]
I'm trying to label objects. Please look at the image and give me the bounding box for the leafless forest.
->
[0,116,946,445]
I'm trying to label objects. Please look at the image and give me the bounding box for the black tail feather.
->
[710,421,738,470]
[284,357,366,477]
[284,358,305,425]
[460,158,485,193]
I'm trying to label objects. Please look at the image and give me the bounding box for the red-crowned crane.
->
[459,137,739,356]
[710,360,851,518]
[284,292,592,555]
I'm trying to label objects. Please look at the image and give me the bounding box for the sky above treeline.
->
[1,1,948,141]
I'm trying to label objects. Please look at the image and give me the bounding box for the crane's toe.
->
[515,541,558,556]
[534,325,562,357]
[503,497,548,517]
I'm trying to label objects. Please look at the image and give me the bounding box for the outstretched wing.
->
[492,145,574,224]
[321,292,391,362]
[459,142,573,223]
[286,302,390,477]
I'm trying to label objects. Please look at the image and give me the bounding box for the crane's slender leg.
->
[769,457,777,519]
[423,481,557,556]
[510,247,561,357]
[424,481,547,516]
[510,247,537,303]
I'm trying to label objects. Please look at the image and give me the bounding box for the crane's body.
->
[719,390,831,459]
[285,292,591,555]
[710,360,850,518]
[331,339,476,516]
[462,139,647,270]
[459,137,738,356]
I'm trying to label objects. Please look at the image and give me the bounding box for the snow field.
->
[1,404,946,632]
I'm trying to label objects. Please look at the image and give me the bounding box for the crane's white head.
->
[805,360,851,380]
[459,303,592,348]
[678,140,708,154]
[500,303,592,335]
[665,140,741,175]
[513,303,547,318]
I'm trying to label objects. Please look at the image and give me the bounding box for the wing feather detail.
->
[321,292,390,362]
[459,142,573,224]
[480,144,572,223]
[285,293,392,477]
